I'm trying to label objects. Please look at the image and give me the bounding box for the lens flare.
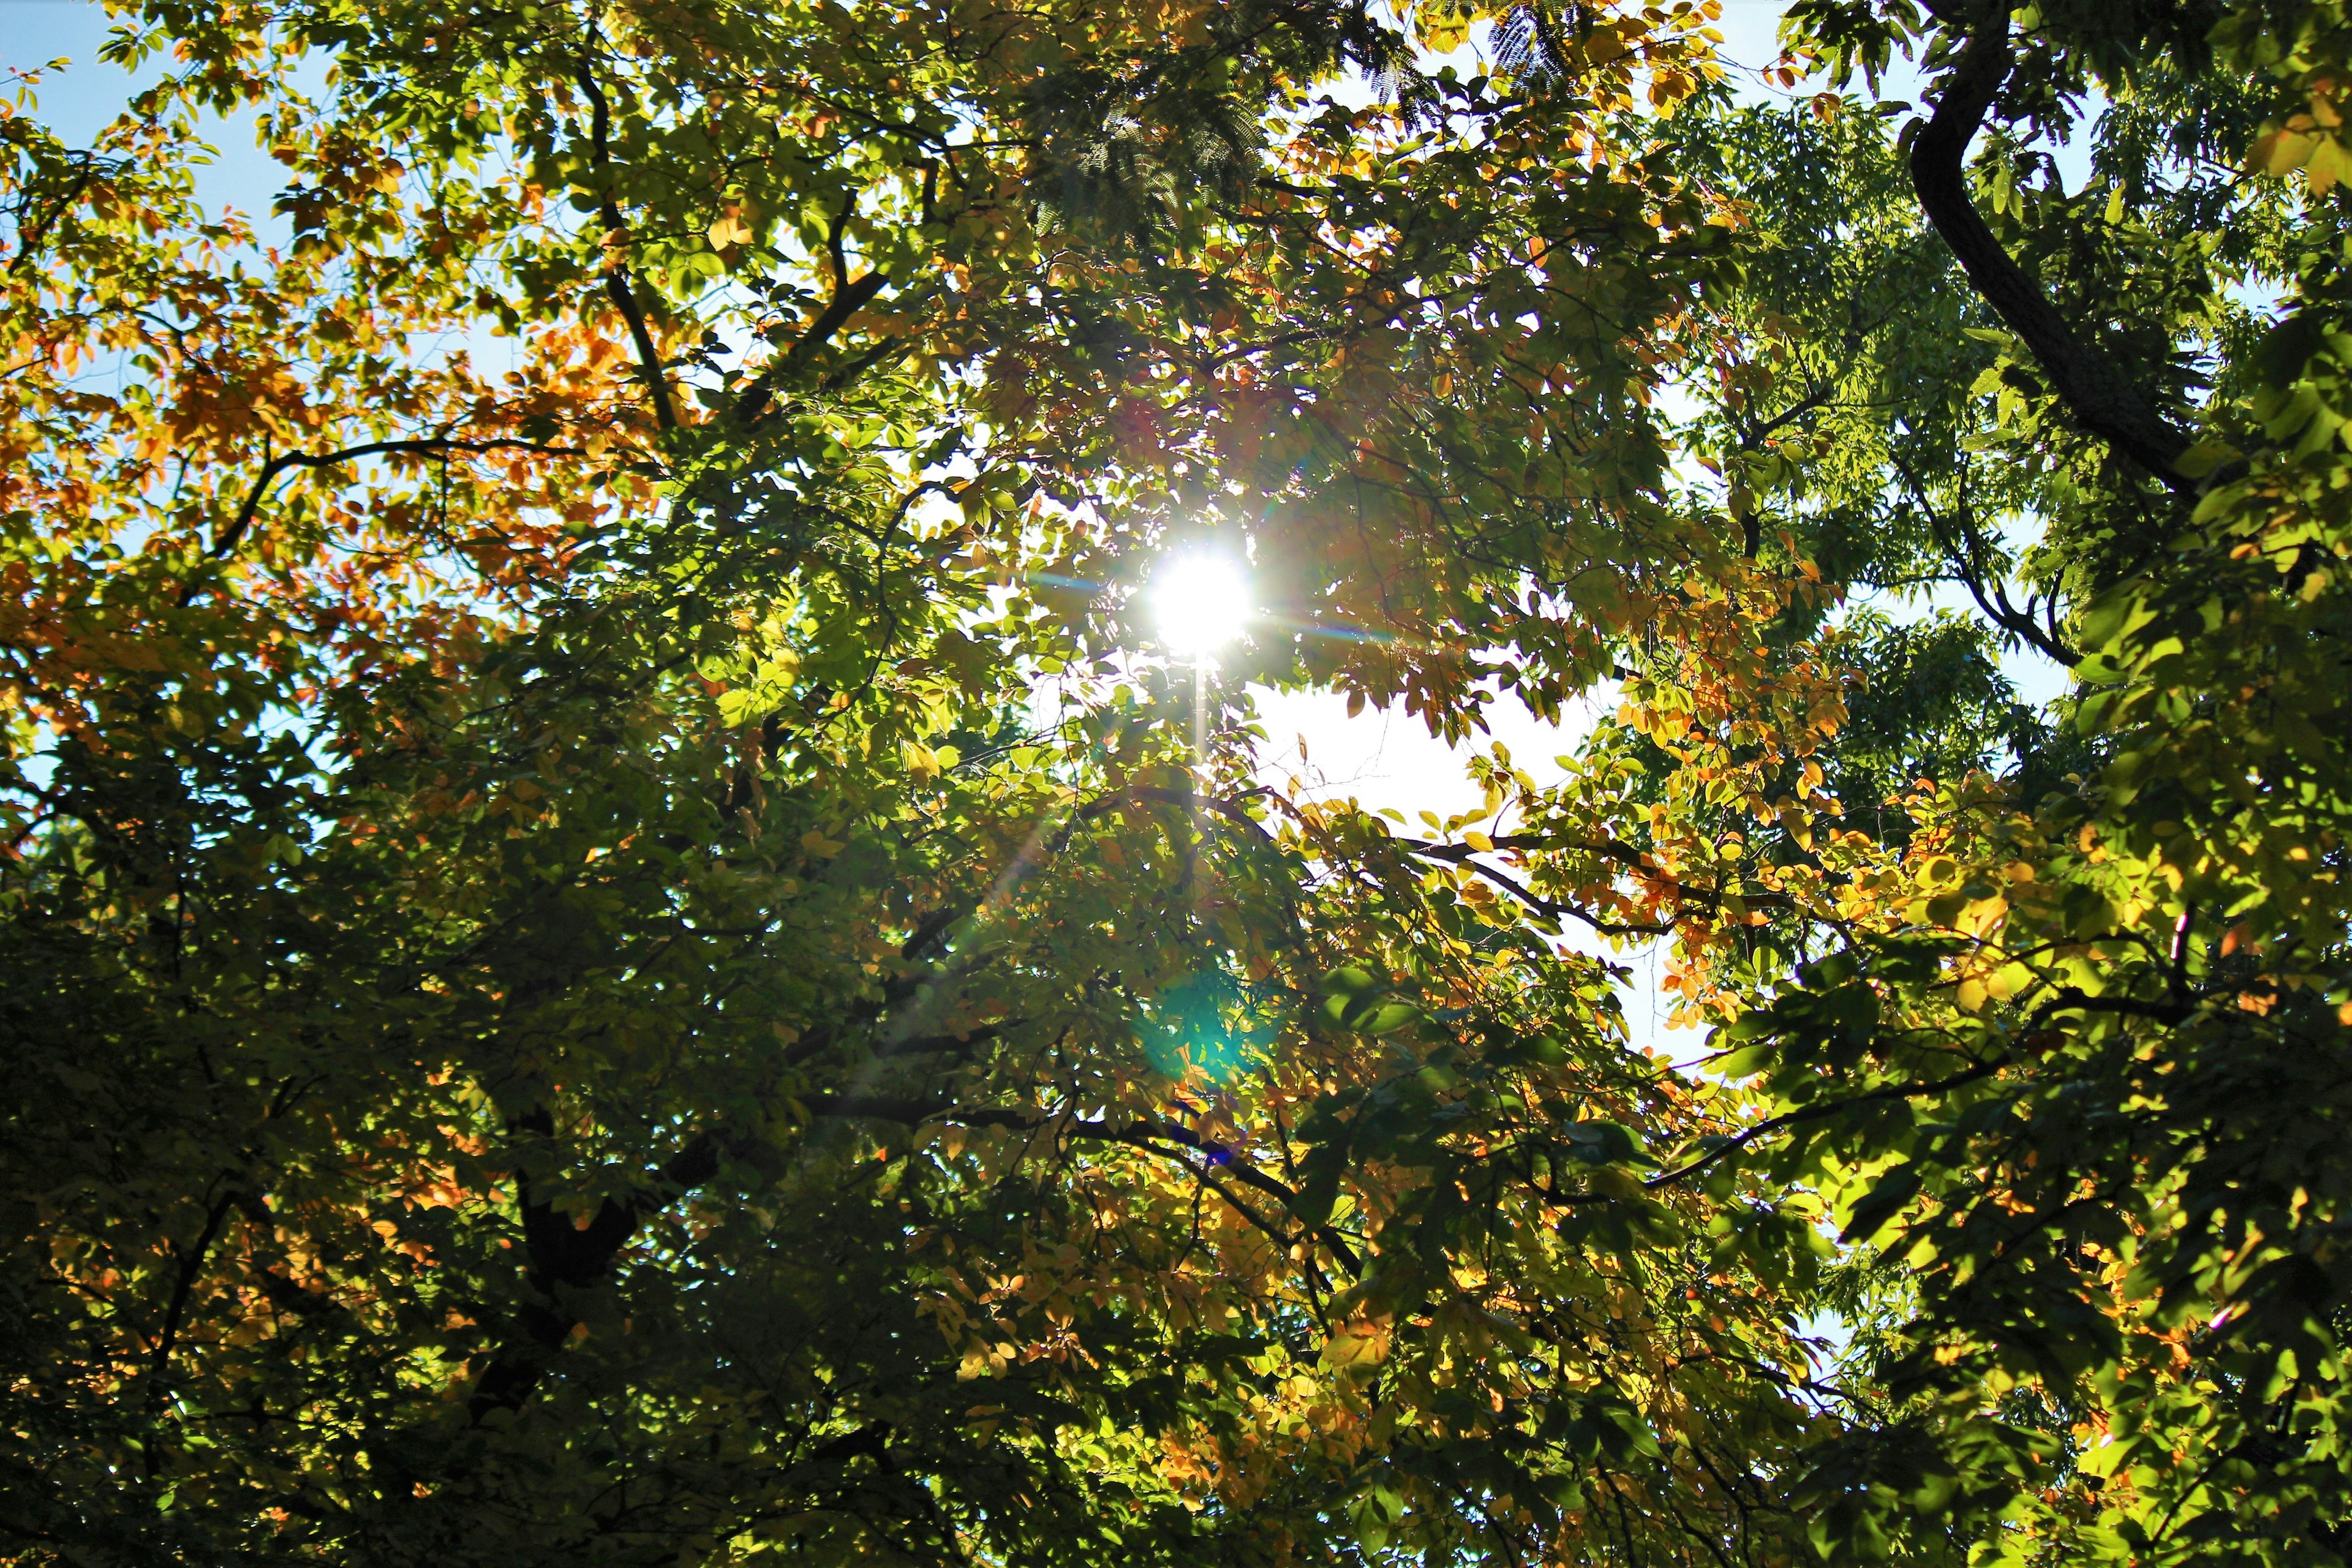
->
[1152,552,1250,655]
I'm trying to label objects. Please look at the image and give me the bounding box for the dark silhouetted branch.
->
[575,61,679,434]
[1911,9,2191,488]
[207,436,580,565]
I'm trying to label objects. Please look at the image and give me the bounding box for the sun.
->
[1152,551,1251,656]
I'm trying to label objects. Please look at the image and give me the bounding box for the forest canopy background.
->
[3,2,2351,1567]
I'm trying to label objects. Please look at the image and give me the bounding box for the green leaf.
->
[1839,1164,1922,1243]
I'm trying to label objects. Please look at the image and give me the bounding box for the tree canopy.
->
[2,1,2348,1566]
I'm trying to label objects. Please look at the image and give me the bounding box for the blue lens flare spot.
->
[1144,971,1268,1082]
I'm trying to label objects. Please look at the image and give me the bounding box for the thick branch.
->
[2028,986,2194,1028]
[148,1191,236,1387]
[470,1130,718,1419]
[731,277,891,424]
[1911,11,2192,488]
[731,193,892,425]
[872,1026,1006,1061]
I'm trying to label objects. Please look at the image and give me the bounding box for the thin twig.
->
[573,58,679,434]
[1644,1060,2005,1189]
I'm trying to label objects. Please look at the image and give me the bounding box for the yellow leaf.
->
[2312,134,2352,195]
[2255,129,2320,177]
[1320,1316,1392,1370]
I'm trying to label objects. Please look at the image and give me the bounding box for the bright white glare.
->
[1152,552,1250,656]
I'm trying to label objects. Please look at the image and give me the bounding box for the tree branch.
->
[1403,835,1789,934]
[205,436,581,566]
[1645,1060,2004,1189]
[574,61,679,434]
[807,1095,1363,1275]
[2027,986,2194,1028]
[148,1190,236,1387]
[731,191,892,425]
[1910,9,2192,488]
[470,1129,719,1419]
[7,152,108,276]
[1892,451,2079,662]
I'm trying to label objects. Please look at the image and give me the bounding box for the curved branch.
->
[574,61,679,434]
[807,1095,1363,1276]
[1911,10,2192,488]
[203,436,581,567]
[1891,451,2079,662]
[1403,835,1790,935]
[7,153,108,276]
[1645,1059,2005,1190]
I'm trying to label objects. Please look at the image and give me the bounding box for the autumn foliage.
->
[4,2,2352,1567]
